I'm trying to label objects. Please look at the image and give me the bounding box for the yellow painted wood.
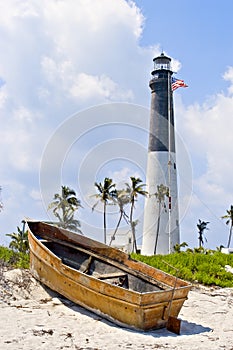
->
[27,221,191,330]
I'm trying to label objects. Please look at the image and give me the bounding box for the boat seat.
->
[97,272,127,280]
[62,257,81,270]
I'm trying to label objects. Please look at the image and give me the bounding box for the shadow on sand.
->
[42,284,211,339]
[144,319,212,338]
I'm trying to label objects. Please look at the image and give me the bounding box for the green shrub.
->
[1,244,233,287]
[0,246,29,269]
[132,251,233,288]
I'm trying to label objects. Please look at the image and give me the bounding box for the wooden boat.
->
[27,220,191,331]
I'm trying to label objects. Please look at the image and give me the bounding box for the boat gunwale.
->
[29,246,171,330]
[28,230,172,297]
[27,220,192,329]
[29,243,189,310]
[27,221,191,302]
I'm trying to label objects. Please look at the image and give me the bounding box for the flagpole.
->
[168,71,171,254]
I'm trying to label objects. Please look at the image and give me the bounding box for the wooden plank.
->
[98,272,127,280]
[167,316,181,335]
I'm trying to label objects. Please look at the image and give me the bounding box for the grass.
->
[132,251,233,288]
[0,245,30,269]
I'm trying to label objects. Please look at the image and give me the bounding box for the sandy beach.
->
[0,266,233,350]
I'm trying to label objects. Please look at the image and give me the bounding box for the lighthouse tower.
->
[141,53,180,255]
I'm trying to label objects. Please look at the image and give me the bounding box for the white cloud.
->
[1,128,34,171]
[42,0,144,49]
[223,66,233,95]
[110,167,135,183]
[174,67,233,247]
[181,91,233,190]
[0,0,197,247]
[0,0,149,242]
[70,73,134,101]
[13,106,41,123]
[0,0,147,172]
[40,56,134,102]
[0,85,7,108]
[30,189,42,202]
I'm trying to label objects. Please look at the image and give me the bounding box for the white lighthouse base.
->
[141,151,180,255]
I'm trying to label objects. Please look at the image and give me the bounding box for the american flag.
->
[171,77,188,91]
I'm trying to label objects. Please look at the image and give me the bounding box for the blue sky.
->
[0,0,233,249]
[135,0,233,104]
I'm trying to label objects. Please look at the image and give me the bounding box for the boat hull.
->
[27,221,191,330]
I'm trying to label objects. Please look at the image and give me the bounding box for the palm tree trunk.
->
[132,224,137,253]
[104,201,107,244]
[199,232,203,248]
[109,211,123,246]
[227,225,233,248]
[154,203,161,255]
[130,198,137,253]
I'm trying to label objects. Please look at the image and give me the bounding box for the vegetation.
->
[109,189,129,246]
[153,184,169,254]
[126,177,147,253]
[1,242,233,287]
[221,205,233,248]
[3,221,30,268]
[0,245,29,269]
[132,250,233,288]
[48,185,82,233]
[6,224,29,254]
[2,181,233,290]
[92,178,117,244]
[197,219,209,248]
[173,242,188,253]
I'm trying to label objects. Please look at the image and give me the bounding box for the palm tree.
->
[153,184,169,254]
[92,178,117,244]
[48,185,82,233]
[6,225,29,253]
[173,242,188,253]
[197,219,209,248]
[126,177,147,253]
[109,189,130,246]
[221,205,233,248]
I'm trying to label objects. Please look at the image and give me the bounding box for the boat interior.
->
[40,238,167,293]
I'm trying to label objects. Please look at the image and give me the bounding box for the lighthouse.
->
[141,53,180,255]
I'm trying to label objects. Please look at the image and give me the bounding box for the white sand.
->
[0,267,233,350]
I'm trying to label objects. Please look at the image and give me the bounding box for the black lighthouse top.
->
[148,52,175,153]
[151,53,172,75]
